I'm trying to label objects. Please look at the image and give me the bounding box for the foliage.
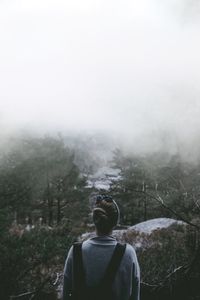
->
[0,134,90,299]
[119,223,195,284]
[0,135,90,226]
[0,224,74,300]
[1,136,200,299]
[110,149,200,226]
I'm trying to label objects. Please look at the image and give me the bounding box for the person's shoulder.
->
[123,243,137,259]
[67,241,83,259]
[125,243,135,251]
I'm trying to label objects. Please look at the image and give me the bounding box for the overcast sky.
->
[1,0,200,154]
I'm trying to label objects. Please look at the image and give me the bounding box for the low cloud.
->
[0,0,200,157]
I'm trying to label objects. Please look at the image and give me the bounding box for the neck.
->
[96,229,112,237]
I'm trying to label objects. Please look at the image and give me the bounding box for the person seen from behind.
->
[63,194,140,300]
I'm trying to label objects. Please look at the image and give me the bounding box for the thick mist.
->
[0,0,200,159]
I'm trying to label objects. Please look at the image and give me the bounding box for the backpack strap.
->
[73,242,85,296]
[73,242,126,298]
[101,243,126,287]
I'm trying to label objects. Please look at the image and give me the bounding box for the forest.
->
[0,134,200,300]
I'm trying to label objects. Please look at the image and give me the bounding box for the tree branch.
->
[127,188,200,230]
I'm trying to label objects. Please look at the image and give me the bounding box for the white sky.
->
[1,0,200,153]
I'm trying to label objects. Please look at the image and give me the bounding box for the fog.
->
[1,0,200,157]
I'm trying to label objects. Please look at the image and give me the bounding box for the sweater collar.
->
[90,235,116,242]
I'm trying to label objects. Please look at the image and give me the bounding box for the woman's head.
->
[92,195,120,235]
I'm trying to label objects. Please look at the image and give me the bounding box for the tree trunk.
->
[143,181,147,221]
[56,197,61,225]
[47,181,53,226]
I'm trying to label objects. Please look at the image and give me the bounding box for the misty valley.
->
[1,0,200,299]
[0,133,199,300]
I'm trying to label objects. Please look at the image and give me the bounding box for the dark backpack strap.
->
[73,242,126,299]
[73,242,85,295]
[101,243,126,287]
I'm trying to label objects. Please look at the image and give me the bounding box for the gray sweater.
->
[63,235,140,300]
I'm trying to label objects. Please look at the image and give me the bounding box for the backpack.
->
[72,242,126,300]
